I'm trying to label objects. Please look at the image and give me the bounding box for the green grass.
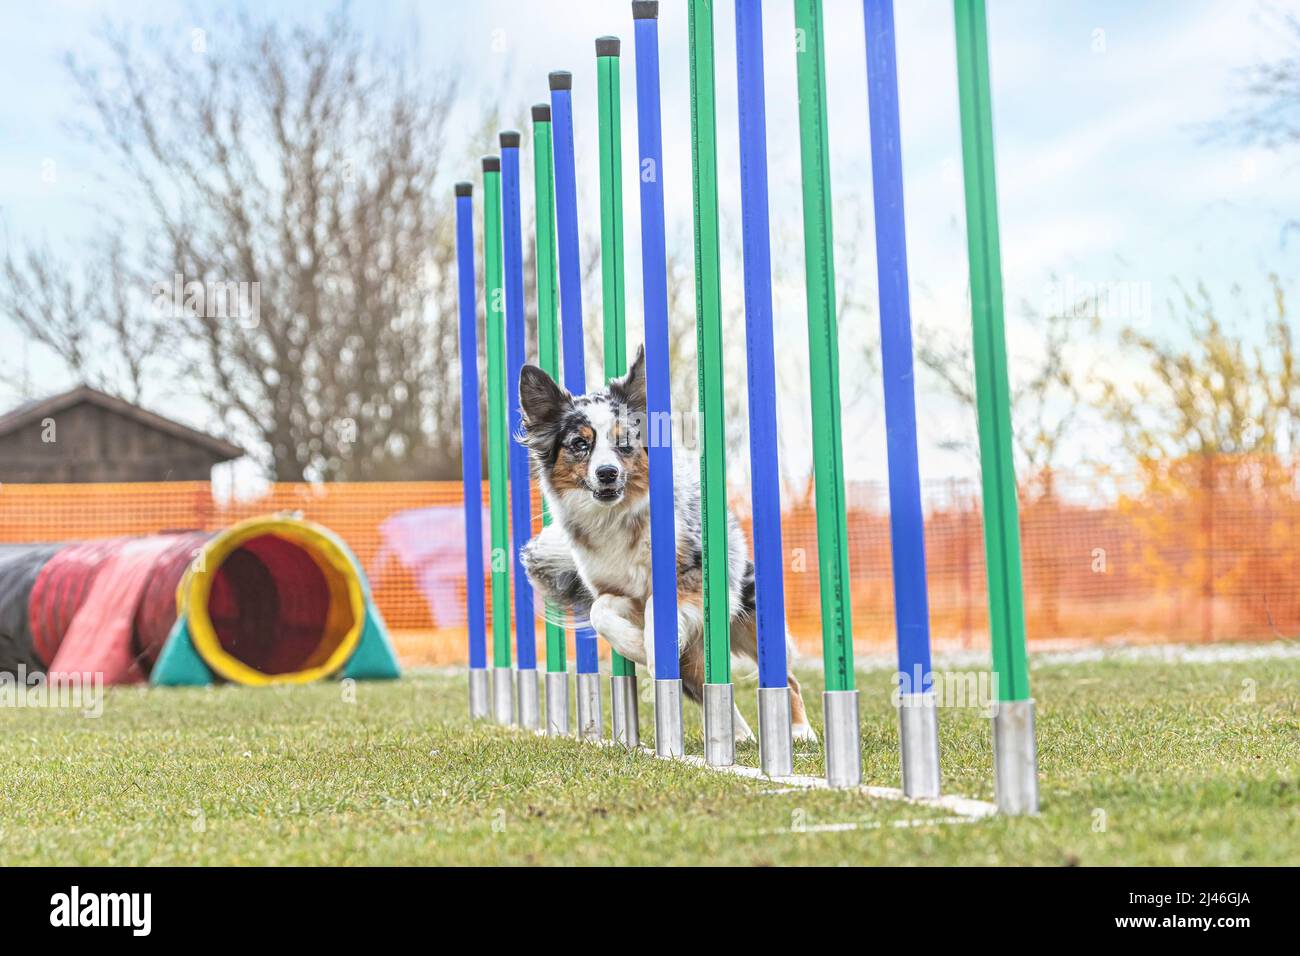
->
[1,650,1296,865]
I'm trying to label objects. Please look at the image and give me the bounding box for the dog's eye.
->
[615,441,638,458]
[568,438,589,456]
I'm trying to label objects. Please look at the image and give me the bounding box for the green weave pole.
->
[688,0,730,686]
[483,160,511,669]
[533,111,568,675]
[954,0,1030,702]
[793,0,854,692]
[597,50,629,381]
[596,40,634,680]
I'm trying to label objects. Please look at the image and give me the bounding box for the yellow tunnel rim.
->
[183,516,366,686]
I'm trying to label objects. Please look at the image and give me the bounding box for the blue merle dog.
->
[516,346,815,742]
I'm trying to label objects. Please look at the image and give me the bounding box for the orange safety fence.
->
[0,455,1295,668]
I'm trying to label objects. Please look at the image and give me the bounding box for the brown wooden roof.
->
[0,385,244,461]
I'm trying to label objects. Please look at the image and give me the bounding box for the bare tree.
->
[918,291,1096,493]
[1099,276,1300,460]
[1206,3,1300,239]
[1,8,474,481]
[0,243,103,395]
[1210,4,1300,150]
[0,235,165,404]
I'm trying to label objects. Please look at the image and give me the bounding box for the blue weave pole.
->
[454,183,487,675]
[548,71,600,675]
[499,132,537,674]
[632,2,680,682]
[549,75,587,397]
[734,0,788,693]
[863,0,933,692]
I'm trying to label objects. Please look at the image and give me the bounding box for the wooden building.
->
[0,386,243,483]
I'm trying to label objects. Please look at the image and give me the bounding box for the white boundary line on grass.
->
[653,749,998,819]
[749,816,980,836]
[502,726,999,819]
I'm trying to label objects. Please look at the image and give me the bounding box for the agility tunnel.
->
[0,515,399,686]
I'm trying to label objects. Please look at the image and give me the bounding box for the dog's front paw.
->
[792,721,819,744]
[731,704,757,744]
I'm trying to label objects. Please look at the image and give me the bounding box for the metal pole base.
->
[576,672,603,741]
[611,674,640,748]
[704,682,735,766]
[545,671,570,737]
[654,678,684,758]
[823,689,862,788]
[469,668,490,720]
[757,685,794,777]
[992,698,1039,815]
[492,667,515,726]
[898,691,942,798]
[517,668,540,730]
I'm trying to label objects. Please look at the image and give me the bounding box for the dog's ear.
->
[609,344,646,413]
[519,365,570,427]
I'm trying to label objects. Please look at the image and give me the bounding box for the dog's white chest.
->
[575,521,653,602]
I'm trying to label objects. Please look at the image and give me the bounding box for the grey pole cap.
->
[549,70,572,91]
[596,36,620,57]
[482,156,500,172]
[632,1,658,20]
[531,103,551,123]
[499,130,521,148]
[454,181,473,197]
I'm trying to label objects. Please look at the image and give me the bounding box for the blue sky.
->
[1,0,1297,486]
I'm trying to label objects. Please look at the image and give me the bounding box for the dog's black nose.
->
[595,465,619,485]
